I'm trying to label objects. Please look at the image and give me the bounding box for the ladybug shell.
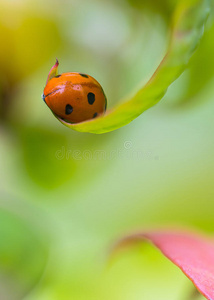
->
[43,73,107,123]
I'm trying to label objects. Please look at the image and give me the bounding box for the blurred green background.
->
[0,0,213,299]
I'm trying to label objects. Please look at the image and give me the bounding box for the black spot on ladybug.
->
[87,92,95,105]
[93,112,98,118]
[79,73,88,78]
[55,74,61,78]
[65,104,73,114]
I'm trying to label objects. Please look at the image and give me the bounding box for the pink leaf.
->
[116,229,214,300]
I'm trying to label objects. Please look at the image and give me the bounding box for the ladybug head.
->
[42,93,46,103]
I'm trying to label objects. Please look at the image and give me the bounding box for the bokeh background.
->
[0,0,213,299]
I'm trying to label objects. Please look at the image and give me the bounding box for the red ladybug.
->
[43,60,107,123]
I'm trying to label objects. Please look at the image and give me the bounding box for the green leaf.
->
[55,0,210,134]
[174,10,214,107]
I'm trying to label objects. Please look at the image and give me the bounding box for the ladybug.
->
[42,59,107,123]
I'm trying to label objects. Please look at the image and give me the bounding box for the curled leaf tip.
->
[53,0,210,134]
[46,59,59,84]
[55,58,59,66]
